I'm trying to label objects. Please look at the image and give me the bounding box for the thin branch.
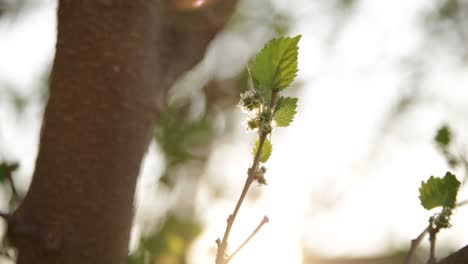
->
[216,92,278,264]
[456,199,468,207]
[226,216,269,263]
[216,133,265,264]
[460,153,468,185]
[405,225,429,264]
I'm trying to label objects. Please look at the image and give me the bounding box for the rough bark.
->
[437,245,468,264]
[6,1,237,263]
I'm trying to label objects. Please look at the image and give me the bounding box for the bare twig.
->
[226,216,269,263]
[405,225,429,264]
[456,199,468,207]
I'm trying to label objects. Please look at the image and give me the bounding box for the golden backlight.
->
[172,0,215,10]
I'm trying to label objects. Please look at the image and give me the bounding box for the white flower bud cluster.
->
[237,90,272,134]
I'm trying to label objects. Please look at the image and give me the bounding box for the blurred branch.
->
[226,215,269,263]
[0,162,20,208]
[428,217,441,264]
[6,170,18,202]
[405,226,429,264]
[456,199,468,207]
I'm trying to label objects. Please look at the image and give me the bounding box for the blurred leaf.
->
[250,35,301,99]
[128,214,202,264]
[253,138,272,163]
[159,172,172,187]
[419,171,460,210]
[155,105,213,168]
[338,0,356,8]
[439,0,459,19]
[167,234,184,255]
[271,14,293,36]
[273,97,298,127]
[126,254,142,264]
[0,162,19,183]
[434,125,451,147]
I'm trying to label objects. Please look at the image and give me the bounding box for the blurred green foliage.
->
[0,162,18,183]
[439,0,459,20]
[155,106,213,168]
[128,214,202,264]
[435,125,451,148]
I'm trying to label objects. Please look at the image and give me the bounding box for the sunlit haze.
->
[1,0,468,263]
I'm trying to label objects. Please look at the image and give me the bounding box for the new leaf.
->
[419,171,460,210]
[250,35,301,99]
[274,97,298,127]
[252,138,273,163]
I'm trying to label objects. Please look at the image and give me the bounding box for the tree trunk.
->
[6,1,237,263]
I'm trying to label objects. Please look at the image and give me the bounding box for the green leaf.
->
[252,138,273,163]
[250,35,301,95]
[435,125,451,147]
[419,171,460,210]
[249,73,271,104]
[273,97,298,127]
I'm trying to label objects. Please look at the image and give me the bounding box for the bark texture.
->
[437,245,468,264]
[7,1,237,263]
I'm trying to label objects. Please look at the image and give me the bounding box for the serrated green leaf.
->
[252,138,272,163]
[273,97,298,127]
[435,125,451,147]
[250,35,301,95]
[419,171,460,210]
[250,73,271,103]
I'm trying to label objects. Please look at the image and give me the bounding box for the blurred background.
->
[1,0,468,263]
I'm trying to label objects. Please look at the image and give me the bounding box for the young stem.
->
[216,92,277,264]
[405,225,429,264]
[428,217,441,264]
[216,132,267,264]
